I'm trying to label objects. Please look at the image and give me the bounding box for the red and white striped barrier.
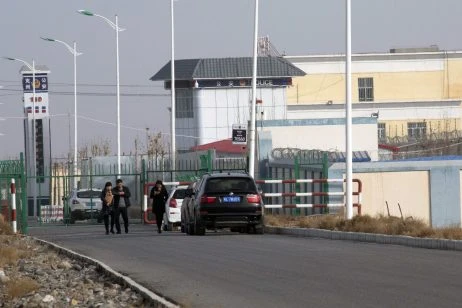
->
[10,179,16,234]
[256,178,362,214]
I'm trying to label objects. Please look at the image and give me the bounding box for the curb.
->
[33,237,180,308]
[264,226,462,251]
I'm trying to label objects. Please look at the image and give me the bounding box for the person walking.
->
[112,178,131,234]
[150,180,168,233]
[100,181,115,235]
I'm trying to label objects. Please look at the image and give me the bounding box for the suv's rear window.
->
[205,177,257,193]
[172,189,187,199]
[77,190,101,198]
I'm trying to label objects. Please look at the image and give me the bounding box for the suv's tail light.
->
[200,195,217,204]
[72,200,80,205]
[169,198,177,208]
[246,194,261,203]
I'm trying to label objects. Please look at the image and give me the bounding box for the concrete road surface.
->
[29,223,462,308]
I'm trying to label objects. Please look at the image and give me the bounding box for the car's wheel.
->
[230,227,239,232]
[194,213,205,236]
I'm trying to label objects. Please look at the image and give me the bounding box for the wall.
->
[284,53,462,140]
[329,159,462,227]
[257,117,379,161]
[176,86,287,151]
[351,171,430,222]
[286,56,448,104]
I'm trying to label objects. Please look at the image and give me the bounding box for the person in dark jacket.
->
[100,181,115,235]
[112,178,131,234]
[150,180,168,233]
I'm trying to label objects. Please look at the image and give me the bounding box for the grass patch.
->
[265,214,462,240]
[5,277,39,299]
[0,215,40,300]
[0,214,13,235]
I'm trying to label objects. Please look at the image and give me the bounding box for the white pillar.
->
[249,0,259,178]
[11,179,17,234]
[73,41,78,189]
[345,0,353,219]
[170,0,176,175]
[32,60,37,218]
[116,14,122,178]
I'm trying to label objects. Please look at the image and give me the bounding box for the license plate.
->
[223,196,240,203]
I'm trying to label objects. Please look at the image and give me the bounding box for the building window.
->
[175,89,193,118]
[358,77,374,102]
[378,123,386,141]
[407,122,427,139]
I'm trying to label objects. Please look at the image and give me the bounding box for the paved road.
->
[29,224,462,308]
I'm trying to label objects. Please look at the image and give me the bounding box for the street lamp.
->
[41,37,82,189]
[345,0,353,219]
[249,0,259,178]
[170,0,176,173]
[77,9,125,177]
[2,56,37,216]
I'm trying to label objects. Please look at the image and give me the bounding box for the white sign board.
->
[232,124,247,145]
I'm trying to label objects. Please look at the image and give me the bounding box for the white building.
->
[150,57,306,152]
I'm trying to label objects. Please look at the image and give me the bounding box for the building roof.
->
[20,65,50,74]
[190,139,247,154]
[150,56,306,81]
[284,49,462,63]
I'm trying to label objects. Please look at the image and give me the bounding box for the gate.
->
[38,157,143,226]
[0,154,27,234]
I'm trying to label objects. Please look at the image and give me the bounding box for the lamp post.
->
[345,0,353,219]
[249,0,259,178]
[170,0,176,173]
[2,57,37,216]
[77,9,125,178]
[41,37,82,189]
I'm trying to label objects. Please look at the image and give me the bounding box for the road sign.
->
[232,124,247,145]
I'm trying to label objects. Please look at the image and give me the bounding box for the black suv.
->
[182,172,264,235]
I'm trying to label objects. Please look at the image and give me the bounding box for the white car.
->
[163,185,188,231]
[65,188,103,224]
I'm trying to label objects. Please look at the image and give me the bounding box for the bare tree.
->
[146,131,168,169]
[78,138,112,159]
[147,132,168,158]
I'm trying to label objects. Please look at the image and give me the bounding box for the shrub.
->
[0,214,13,235]
[5,277,39,299]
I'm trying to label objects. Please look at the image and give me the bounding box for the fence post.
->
[207,149,213,172]
[10,179,17,233]
[20,152,28,234]
[322,152,329,213]
[294,155,300,216]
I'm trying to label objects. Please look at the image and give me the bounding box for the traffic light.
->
[35,119,45,183]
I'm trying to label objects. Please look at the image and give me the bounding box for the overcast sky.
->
[1,0,462,159]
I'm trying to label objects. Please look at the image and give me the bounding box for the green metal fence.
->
[0,154,27,234]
